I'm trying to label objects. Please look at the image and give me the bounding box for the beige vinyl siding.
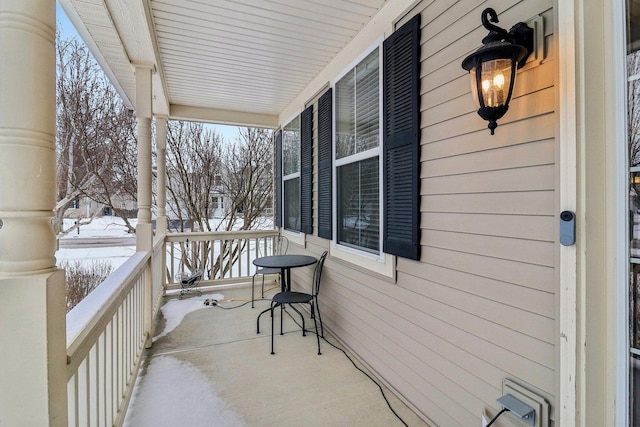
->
[413,0,556,424]
[288,1,558,425]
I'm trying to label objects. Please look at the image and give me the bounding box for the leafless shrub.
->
[62,260,113,312]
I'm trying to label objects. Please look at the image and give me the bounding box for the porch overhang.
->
[56,0,389,127]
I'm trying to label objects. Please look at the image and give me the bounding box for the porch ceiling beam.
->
[58,0,171,116]
[169,104,278,128]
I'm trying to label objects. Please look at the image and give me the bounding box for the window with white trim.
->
[282,116,301,232]
[334,47,381,255]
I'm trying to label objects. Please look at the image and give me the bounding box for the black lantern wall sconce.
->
[461,8,534,134]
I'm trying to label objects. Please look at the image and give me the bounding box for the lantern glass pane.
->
[479,58,514,108]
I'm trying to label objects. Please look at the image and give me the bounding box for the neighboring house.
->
[1,1,634,426]
[64,196,102,219]
[69,194,138,218]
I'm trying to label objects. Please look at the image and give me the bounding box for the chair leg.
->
[261,274,266,298]
[280,304,284,335]
[271,302,276,355]
[289,304,306,336]
[315,297,324,338]
[251,274,256,308]
[257,306,271,334]
[312,302,321,355]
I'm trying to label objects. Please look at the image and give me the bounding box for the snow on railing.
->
[65,246,158,426]
[165,229,279,290]
[64,229,280,426]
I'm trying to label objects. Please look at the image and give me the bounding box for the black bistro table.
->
[254,254,317,334]
[252,254,317,292]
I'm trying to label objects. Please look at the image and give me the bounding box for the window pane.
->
[284,177,300,231]
[335,48,379,159]
[355,49,380,152]
[629,51,640,167]
[337,157,379,253]
[632,172,640,257]
[336,69,355,159]
[283,116,300,176]
[628,0,640,53]
[631,3,640,422]
[632,355,640,425]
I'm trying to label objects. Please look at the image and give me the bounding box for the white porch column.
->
[0,1,67,425]
[134,65,155,348]
[135,65,154,252]
[156,116,168,235]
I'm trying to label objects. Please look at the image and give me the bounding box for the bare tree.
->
[62,260,113,312]
[88,104,138,233]
[165,122,273,278]
[218,127,274,230]
[166,121,222,232]
[54,32,138,234]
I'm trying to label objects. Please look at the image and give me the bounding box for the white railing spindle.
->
[66,230,280,425]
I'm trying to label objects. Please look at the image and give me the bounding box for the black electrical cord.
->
[486,408,510,426]
[197,296,409,425]
[213,300,252,309]
[284,309,409,427]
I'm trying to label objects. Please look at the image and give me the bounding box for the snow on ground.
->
[60,216,135,238]
[123,355,245,427]
[153,294,224,342]
[57,217,258,424]
[124,296,245,427]
[56,245,136,270]
[56,216,137,270]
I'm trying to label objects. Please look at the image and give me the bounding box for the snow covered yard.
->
[56,216,137,270]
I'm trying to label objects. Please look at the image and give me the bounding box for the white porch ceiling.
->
[58,0,388,127]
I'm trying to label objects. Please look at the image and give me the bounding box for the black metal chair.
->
[270,251,328,355]
[179,269,203,299]
[251,235,288,308]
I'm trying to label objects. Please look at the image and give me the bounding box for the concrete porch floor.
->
[127,285,431,426]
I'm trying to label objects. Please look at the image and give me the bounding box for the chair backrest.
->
[275,235,289,255]
[182,269,203,284]
[312,251,329,297]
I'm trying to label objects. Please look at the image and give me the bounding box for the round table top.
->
[252,254,317,269]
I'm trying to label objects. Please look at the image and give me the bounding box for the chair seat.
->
[254,267,281,276]
[272,291,313,305]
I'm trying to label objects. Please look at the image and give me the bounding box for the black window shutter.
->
[274,129,282,227]
[317,88,333,240]
[383,14,421,260]
[300,106,313,234]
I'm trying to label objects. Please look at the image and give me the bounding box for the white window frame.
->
[618,1,632,425]
[281,112,305,246]
[330,37,394,278]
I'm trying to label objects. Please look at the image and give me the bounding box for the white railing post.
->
[155,116,168,236]
[135,64,154,253]
[134,64,154,348]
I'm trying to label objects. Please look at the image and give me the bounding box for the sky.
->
[55,2,242,143]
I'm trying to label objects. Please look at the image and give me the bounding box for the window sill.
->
[330,243,396,281]
[283,229,305,248]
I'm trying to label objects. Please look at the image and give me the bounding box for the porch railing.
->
[165,229,279,291]
[64,230,280,425]
[65,237,164,426]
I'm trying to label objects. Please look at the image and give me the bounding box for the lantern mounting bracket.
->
[480,8,534,69]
